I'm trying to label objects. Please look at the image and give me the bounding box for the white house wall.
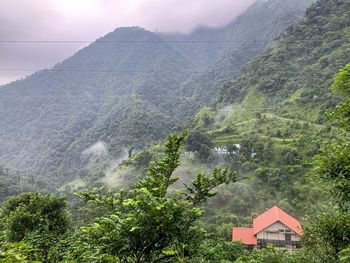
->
[256,221,301,241]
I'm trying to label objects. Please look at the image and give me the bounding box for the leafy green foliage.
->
[339,247,350,263]
[315,141,350,209]
[315,64,350,211]
[0,242,43,263]
[330,64,350,129]
[235,246,315,263]
[303,213,350,259]
[0,193,70,261]
[300,65,350,263]
[185,132,212,153]
[188,239,245,263]
[72,132,237,262]
[185,132,212,161]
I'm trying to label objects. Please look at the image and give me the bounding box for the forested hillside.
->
[200,0,349,223]
[0,27,195,184]
[218,0,350,110]
[0,0,312,185]
[173,0,313,119]
[0,0,349,262]
[0,62,349,261]
[108,0,350,238]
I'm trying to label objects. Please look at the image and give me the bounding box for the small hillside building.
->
[232,206,302,250]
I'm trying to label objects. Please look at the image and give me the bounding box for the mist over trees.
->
[0,0,312,186]
[0,0,350,262]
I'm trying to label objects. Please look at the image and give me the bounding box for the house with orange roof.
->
[232,206,302,250]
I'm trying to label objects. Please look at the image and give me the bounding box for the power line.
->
[0,68,205,74]
[0,40,270,44]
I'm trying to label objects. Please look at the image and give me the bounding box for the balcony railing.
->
[257,239,301,248]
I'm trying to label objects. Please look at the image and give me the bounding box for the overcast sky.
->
[0,0,255,85]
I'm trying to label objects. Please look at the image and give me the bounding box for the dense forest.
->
[0,65,349,261]
[0,0,350,262]
[108,0,350,226]
[0,0,312,186]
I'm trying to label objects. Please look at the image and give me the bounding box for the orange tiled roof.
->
[231,206,303,245]
[232,227,257,245]
[253,206,302,236]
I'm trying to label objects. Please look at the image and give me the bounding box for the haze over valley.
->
[0,0,349,262]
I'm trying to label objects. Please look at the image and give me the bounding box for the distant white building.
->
[213,144,241,155]
[214,147,229,155]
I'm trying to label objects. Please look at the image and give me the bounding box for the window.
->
[285,233,291,242]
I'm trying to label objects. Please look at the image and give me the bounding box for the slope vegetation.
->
[110,0,350,229]
[0,0,312,184]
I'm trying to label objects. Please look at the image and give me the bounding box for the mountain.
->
[111,0,350,227]
[0,27,194,183]
[218,0,350,110]
[0,0,312,185]
[195,0,350,221]
[172,0,314,120]
[199,0,350,227]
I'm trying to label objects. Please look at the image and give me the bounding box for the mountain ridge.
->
[107,0,349,226]
[0,0,313,184]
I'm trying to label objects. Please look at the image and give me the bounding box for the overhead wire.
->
[0,68,206,74]
[0,39,273,74]
[0,40,270,43]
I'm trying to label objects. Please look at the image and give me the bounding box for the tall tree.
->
[315,64,350,211]
[303,65,350,262]
[76,132,237,263]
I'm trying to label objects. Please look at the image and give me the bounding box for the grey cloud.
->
[134,0,256,32]
[0,0,255,85]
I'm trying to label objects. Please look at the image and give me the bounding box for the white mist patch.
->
[215,105,235,125]
[82,141,108,158]
[101,148,129,188]
[170,152,211,191]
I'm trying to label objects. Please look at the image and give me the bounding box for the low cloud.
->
[82,141,108,157]
[0,0,255,84]
[101,148,130,188]
[81,141,130,187]
[215,105,235,125]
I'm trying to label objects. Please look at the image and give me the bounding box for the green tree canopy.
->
[302,64,350,262]
[315,64,350,211]
[0,192,70,261]
[75,132,237,263]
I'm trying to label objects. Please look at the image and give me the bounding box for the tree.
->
[255,168,288,190]
[128,146,134,158]
[0,193,70,261]
[188,239,245,263]
[329,64,350,131]
[315,64,350,211]
[198,144,211,161]
[302,65,350,262]
[77,132,237,263]
[185,132,212,153]
[279,148,301,166]
[302,213,350,260]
